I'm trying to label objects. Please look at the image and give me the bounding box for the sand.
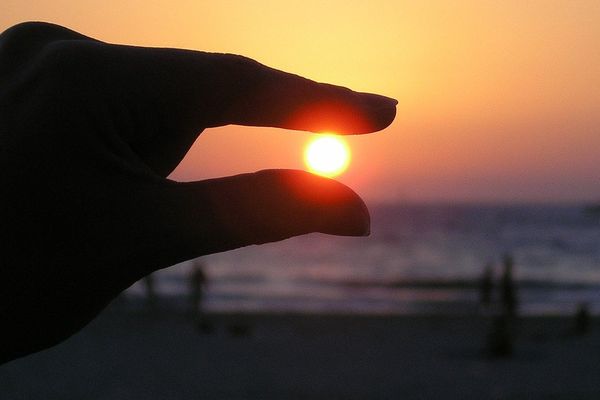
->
[2,303,600,399]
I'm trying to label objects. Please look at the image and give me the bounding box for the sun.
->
[304,135,351,177]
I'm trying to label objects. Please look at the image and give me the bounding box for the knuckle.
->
[0,22,94,86]
[0,22,76,61]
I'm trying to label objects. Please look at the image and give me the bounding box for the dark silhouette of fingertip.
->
[322,186,370,236]
[360,92,398,133]
[278,170,371,237]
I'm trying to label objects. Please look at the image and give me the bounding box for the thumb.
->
[152,170,369,267]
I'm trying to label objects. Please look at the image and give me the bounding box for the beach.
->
[2,303,600,399]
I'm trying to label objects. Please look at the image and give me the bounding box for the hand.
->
[0,22,396,363]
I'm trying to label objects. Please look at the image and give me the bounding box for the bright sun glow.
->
[304,135,351,177]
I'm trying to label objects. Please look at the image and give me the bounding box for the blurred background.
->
[2,2,600,399]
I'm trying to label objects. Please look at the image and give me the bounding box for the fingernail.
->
[364,93,398,108]
[382,96,399,107]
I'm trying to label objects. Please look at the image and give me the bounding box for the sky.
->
[2,1,599,203]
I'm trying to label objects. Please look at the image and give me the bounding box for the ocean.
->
[128,204,600,315]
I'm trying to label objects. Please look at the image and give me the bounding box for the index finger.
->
[83,43,398,134]
[210,57,398,133]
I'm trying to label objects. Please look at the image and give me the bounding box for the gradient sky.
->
[3,1,599,203]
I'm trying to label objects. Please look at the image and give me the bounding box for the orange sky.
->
[3,1,599,202]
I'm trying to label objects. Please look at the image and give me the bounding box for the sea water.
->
[128,204,600,315]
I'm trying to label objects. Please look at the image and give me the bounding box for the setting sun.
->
[304,135,351,177]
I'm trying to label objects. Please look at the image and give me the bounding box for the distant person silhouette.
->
[479,262,494,309]
[573,302,591,336]
[189,259,211,333]
[190,260,207,314]
[500,254,518,317]
[487,313,513,358]
[189,259,206,307]
[0,22,396,363]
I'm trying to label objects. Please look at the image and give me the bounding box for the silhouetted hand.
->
[0,22,396,363]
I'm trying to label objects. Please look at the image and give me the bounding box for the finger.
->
[143,169,370,270]
[91,45,398,134]
[209,60,399,134]
[96,45,397,175]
